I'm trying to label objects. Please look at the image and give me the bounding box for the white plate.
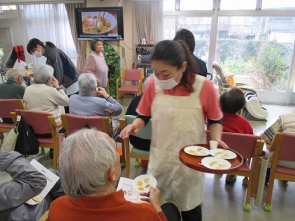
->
[132,174,157,193]
[184,146,210,156]
[209,149,237,159]
[201,157,231,170]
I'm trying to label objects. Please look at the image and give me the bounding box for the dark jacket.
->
[44,44,79,88]
[193,54,208,78]
[0,80,25,99]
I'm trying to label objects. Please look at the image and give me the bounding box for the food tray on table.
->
[179,144,243,174]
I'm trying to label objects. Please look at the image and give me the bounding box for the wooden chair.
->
[11,109,61,170]
[263,132,295,212]
[61,113,125,163]
[116,69,144,101]
[206,131,264,211]
[119,115,151,178]
[0,99,25,141]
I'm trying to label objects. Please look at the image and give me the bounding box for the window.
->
[262,0,295,10]
[216,16,294,92]
[220,0,256,10]
[163,0,212,11]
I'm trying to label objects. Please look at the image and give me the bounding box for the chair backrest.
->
[124,115,152,139]
[0,99,25,118]
[206,130,263,159]
[123,69,144,81]
[272,132,295,161]
[61,114,110,136]
[212,62,226,83]
[16,109,52,135]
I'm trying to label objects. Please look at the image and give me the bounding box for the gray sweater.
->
[69,94,123,117]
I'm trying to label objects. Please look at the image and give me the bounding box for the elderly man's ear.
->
[17,75,23,85]
[108,166,119,184]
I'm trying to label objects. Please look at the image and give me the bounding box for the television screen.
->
[75,7,124,40]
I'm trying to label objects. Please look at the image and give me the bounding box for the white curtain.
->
[133,0,164,44]
[17,4,77,66]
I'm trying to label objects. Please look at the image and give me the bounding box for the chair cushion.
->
[37,138,54,144]
[118,85,139,92]
[0,123,13,129]
[131,147,149,155]
[276,165,295,176]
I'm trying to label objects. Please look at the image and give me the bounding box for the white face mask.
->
[157,71,180,90]
[33,50,43,57]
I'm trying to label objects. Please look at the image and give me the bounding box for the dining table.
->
[179,144,243,174]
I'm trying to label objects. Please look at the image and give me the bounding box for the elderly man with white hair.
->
[48,128,181,221]
[23,64,69,124]
[69,73,122,116]
[0,68,25,99]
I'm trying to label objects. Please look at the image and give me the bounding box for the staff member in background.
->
[84,38,109,90]
[27,38,80,113]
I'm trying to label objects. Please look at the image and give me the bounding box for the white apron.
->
[148,76,206,211]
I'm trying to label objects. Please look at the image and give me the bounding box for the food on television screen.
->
[81,11,117,34]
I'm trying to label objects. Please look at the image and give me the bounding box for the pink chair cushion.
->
[124,69,142,81]
[0,99,21,118]
[278,133,295,161]
[37,138,54,144]
[118,85,139,93]
[276,165,295,176]
[65,114,104,134]
[238,160,251,172]
[0,123,13,130]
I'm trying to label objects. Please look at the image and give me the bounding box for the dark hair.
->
[220,88,245,114]
[173,29,195,53]
[90,38,104,51]
[151,40,199,93]
[27,38,56,54]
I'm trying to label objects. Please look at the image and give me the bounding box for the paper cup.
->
[209,140,218,150]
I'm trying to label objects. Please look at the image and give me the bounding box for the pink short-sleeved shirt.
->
[137,75,222,121]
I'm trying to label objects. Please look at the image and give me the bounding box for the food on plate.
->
[144,177,150,183]
[188,150,197,154]
[32,196,43,202]
[138,187,144,191]
[137,181,143,186]
[145,184,150,188]
[82,13,112,34]
[209,161,218,167]
[197,147,203,152]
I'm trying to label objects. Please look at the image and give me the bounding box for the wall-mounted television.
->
[75,7,124,40]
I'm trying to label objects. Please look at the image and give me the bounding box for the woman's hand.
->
[216,139,229,149]
[140,186,163,213]
[119,124,140,139]
[51,77,60,88]
[95,87,109,99]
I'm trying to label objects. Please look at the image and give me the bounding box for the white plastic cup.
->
[209,140,218,150]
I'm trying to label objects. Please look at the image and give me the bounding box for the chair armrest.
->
[116,77,123,86]
[105,109,113,115]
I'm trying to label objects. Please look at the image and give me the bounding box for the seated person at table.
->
[125,75,153,151]
[0,69,25,123]
[23,64,69,124]
[69,73,122,117]
[0,150,65,221]
[261,112,295,184]
[47,128,180,221]
[219,88,253,184]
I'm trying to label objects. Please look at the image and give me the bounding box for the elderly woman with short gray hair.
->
[23,64,69,123]
[69,73,122,116]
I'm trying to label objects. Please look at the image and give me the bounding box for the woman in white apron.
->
[120,40,227,221]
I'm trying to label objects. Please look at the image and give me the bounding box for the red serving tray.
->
[179,144,243,174]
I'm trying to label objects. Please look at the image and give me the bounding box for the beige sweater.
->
[23,84,69,122]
